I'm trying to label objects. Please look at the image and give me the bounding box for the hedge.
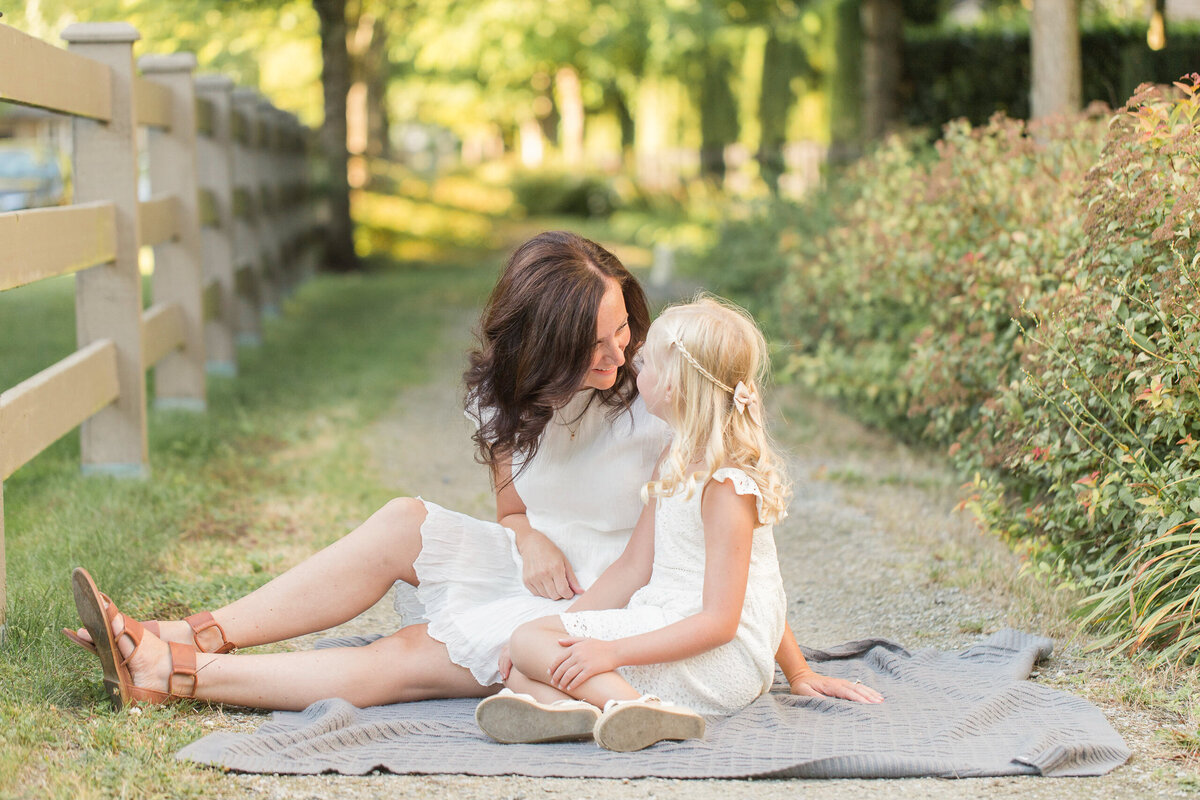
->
[696,76,1200,662]
[902,25,1200,128]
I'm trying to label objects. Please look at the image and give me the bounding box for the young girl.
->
[476,296,841,752]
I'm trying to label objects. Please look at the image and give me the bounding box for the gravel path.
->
[213,310,1196,799]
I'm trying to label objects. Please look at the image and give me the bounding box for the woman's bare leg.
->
[79,497,428,650]
[207,497,427,647]
[115,617,493,710]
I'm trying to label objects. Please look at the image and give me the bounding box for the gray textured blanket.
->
[177,629,1129,778]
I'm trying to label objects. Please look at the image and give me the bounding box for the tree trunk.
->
[1148,0,1167,50]
[757,31,797,195]
[861,0,903,140]
[556,65,584,166]
[313,0,360,272]
[347,13,390,161]
[1030,0,1081,120]
[698,52,737,182]
[612,87,635,161]
[826,0,863,163]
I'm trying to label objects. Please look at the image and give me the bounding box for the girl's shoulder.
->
[703,466,768,526]
[700,462,763,520]
[710,466,761,500]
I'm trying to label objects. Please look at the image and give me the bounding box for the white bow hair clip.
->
[733,381,763,426]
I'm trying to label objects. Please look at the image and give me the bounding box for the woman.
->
[70,231,878,710]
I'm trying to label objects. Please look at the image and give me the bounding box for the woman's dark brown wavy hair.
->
[464,230,650,475]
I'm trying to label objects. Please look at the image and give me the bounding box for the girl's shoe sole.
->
[475,693,599,743]
[594,703,705,752]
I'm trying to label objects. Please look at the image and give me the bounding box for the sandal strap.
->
[115,613,147,671]
[166,641,198,698]
[184,611,235,654]
[102,593,121,626]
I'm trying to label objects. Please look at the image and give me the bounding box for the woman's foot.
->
[69,612,232,654]
[475,689,601,743]
[592,696,705,752]
[72,567,200,708]
[110,612,177,697]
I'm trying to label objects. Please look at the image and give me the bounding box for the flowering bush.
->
[697,75,1200,661]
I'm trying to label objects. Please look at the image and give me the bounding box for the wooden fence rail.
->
[0,21,326,640]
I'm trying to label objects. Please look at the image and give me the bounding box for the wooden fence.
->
[0,21,326,639]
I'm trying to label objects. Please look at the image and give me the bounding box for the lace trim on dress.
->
[710,467,765,519]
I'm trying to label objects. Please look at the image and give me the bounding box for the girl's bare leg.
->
[507,618,640,708]
[505,666,574,703]
[80,497,428,651]
[115,617,493,710]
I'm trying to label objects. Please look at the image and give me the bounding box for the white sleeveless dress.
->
[559,468,786,716]
[402,390,670,686]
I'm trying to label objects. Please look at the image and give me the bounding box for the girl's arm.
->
[565,497,656,612]
[550,478,755,690]
[777,624,884,704]
[495,456,581,600]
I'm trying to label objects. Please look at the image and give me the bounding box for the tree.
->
[861,0,903,140]
[313,0,359,271]
[1030,0,1082,119]
[757,30,800,193]
[825,0,863,161]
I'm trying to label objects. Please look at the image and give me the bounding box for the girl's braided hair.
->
[641,295,789,524]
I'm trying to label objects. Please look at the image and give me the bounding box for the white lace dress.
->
[559,468,786,716]
[400,390,670,686]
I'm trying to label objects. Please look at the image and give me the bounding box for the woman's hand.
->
[789,668,884,704]
[518,530,582,600]
[550,636,619,692]
[497,644,513,681]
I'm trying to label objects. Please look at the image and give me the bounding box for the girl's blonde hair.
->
[641,296,790,525]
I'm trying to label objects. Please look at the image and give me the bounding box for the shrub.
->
[696,75,1200,661]
[509,170,618,218]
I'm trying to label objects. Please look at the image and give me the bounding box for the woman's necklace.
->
[560,392,596,441]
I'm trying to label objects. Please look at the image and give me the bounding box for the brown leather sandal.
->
[71,567,200,710]
[63,606,235,656]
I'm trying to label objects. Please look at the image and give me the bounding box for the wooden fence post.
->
[231,88,264,345]
[195,74,238,377]
[62,22,148,477]
[1,485,6,644]
[256,98,283,314]
[300,125,324,282]
[140,53,206,411]
[269,107,294,297]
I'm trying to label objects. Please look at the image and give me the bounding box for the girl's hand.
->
[518,531,582,600]
[550,637,619,691]
[789,668,884,704]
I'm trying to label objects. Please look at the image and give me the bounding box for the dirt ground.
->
[211,310,1198,800]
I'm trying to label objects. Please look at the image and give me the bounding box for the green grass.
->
[0,256,498,799]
